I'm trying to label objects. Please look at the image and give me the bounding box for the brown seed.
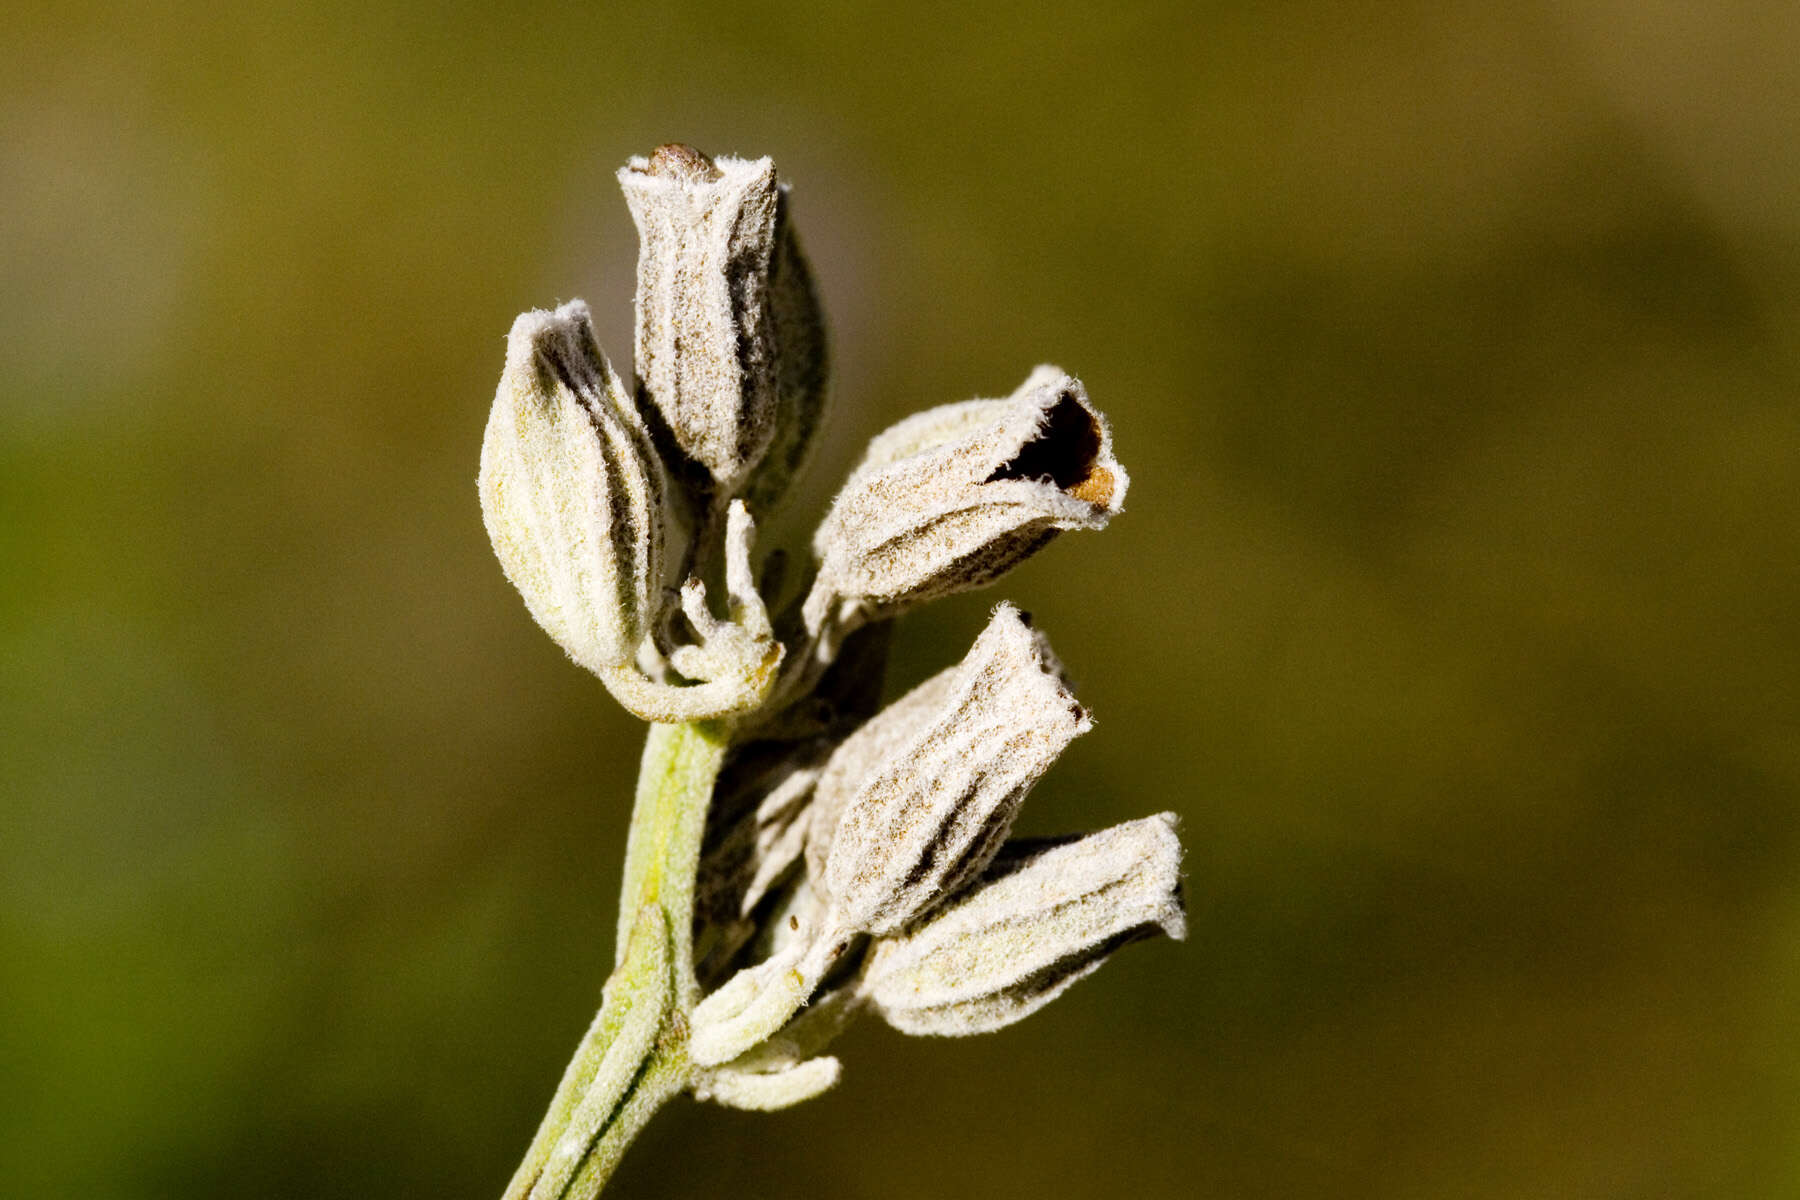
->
[645,142,722,182]
[1067,465,1115,506]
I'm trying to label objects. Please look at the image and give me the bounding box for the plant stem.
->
[502,721,729,1200]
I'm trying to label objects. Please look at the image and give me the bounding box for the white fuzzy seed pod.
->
[479,301,667,675]
[620,144,824,495]
[805,367,1127,632]
[864,813,1187,1036]
[819,603,1091,937]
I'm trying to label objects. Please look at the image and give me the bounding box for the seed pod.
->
[620,144,824,495]
[478,301,667,674]
[805,367,1127,632]
[820,603,1091,937]
[864,813,1186,1037]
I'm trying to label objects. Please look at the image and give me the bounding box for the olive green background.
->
[5,2,1799,1197]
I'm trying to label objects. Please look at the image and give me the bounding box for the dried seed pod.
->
[820,603,1091,937]
[620,144,824,495]
[864,813,1186,1036]
[805,367,1127,633]
[478,301,667,674]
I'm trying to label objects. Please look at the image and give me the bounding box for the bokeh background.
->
[6,2,1800,1196]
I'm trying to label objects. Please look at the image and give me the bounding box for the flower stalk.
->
[503,722,725,1200]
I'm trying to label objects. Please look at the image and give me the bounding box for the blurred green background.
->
[5,1,1799,1196]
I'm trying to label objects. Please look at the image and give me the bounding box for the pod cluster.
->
[480,146,1184,1110]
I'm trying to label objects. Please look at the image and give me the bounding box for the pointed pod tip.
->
[1141,811,1189,941]
[984,603,1083,715]
[504,302,596,376]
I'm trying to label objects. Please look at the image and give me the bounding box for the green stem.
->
[502,721,729,1200]
[614,720,729,996]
